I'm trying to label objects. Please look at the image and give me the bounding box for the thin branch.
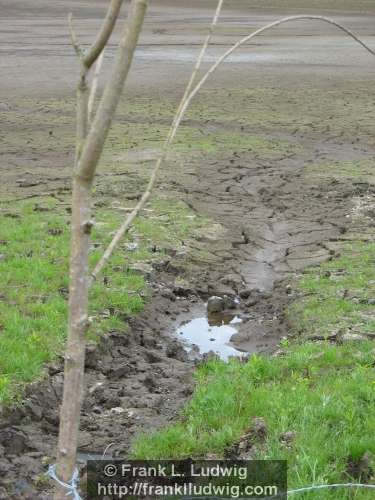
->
[173,15,375,135]
[90,0,225,281]
[77,0,148,183]
[88,50,105,123]
[169,0,225,136]
[83,0,123,68]
[68,13,84,59]
[91,14,375,282]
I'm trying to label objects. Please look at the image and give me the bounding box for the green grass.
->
[0,195,204,403]
[108,120,297,160]
[132,240,375,498]
[288,241,375,338]
[133,343,375,498]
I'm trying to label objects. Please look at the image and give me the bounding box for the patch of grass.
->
[108,120,297,160]
[288,241,375,338]
[0,195,205,404]
[133,342,375,498]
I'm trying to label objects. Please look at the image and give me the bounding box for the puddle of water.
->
[177,313,246,360]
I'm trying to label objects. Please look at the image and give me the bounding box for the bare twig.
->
[84,0,123,68]
[91,0,225,281]
[172,15,375,135]
[68,13,83,59]
[169,0,225,135]
[78,1,148,182]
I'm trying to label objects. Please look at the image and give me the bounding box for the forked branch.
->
[69,0,123,69]
[91,14,375,282]
[84,0,123,68]
[68,13,84,59]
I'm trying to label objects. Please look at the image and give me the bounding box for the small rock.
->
[223,295,237,310]
[239,289,252,299]
[125,242,138,251]
[143,351,163,364]
[88,382,104,395]
[173,278,193,297]
[202,351,219,362]
[249,417,268,442]
[160,287,176,301]
[48,363,61,376]
[131,262,153,276]
[279,431,296,445]
[109,364,134,379]
[23,401,42,421]
[272,349,285,358]
[110,407,126,415]
[207,296,225,314]
[245,297,258,307]
[166,342,188,362]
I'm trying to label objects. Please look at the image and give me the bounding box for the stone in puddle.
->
[207,295,236,314]
[207,296,225,313]
[223,295,236,309]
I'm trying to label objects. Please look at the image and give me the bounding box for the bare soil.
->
[0,0,374,497]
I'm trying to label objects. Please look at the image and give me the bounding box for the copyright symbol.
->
[104,464,117,477]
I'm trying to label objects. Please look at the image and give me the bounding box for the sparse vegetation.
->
[0,195,204,404]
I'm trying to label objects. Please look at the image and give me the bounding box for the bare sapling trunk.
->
[52,2,374,497]
[54,1,148,498]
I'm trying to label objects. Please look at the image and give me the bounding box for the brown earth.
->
[0,0,374,498]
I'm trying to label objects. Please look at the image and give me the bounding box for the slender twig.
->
[169,0,225,136]
[90,0,225,281]
[68,13,83,59]
[172,15,375,135]
[88,50,105,123]
[84,0,123,68]
[91,14,375,282]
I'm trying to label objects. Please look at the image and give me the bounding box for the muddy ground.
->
[0,0,374,497]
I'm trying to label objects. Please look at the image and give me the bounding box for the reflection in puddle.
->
[177,313,245,360]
